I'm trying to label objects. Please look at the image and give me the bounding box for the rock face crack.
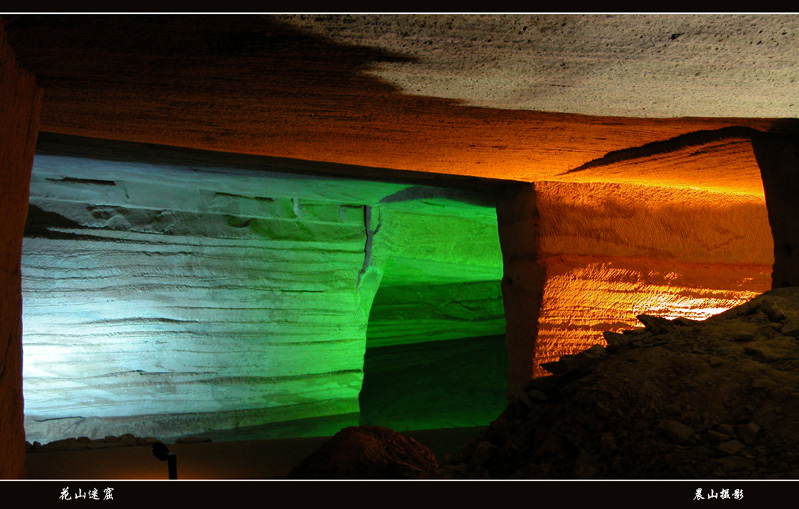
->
[357,205,382,288]
[47,177,116,186]
[31,416,86,423]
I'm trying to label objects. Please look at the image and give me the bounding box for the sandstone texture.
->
[2,15,785,192]
[436,287,799,479]
[283,14,799,120]
[17,133,782,454]
[497,180,772,385]
[359,334,507,432]
[532,180,772,374]
[5,14,799,480]
[21,135,505,444]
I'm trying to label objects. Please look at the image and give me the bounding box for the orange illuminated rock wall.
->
[499,180,773,386]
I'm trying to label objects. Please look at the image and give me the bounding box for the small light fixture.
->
[152,442,177,480]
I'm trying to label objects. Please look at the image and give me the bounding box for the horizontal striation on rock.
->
[21,143,509,442]
[365,202,505,349]
[359,335,508,431]
[21,161,384,443]
[536,181,773,265]
[557,130,767,195]
[24,370,364,418]
[25,399,361,443]
[366,281,505,348]
[499,180,776,378]
[532,255,772,376]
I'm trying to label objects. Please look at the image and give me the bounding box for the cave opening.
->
[20,133,509,445]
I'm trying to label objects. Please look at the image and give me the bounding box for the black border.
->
[3,479,795,505]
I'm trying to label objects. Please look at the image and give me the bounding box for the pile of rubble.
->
[435,287,799,479]
[286,425,438,479]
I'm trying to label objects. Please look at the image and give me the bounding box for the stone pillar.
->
[751,132,799,289]
[495,184,545,397]
[0,20,42,478]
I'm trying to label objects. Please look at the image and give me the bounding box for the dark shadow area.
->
[1,14,436,154]
[3,14,413,96]
[359,334,508,432]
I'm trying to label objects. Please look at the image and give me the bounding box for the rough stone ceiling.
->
[4,13,799,194]
[284,13,799,119]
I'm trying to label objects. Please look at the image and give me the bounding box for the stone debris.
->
[781,317,799,337]
[434,287,799,479]
[285,425,438,479]
[657,419,695,444]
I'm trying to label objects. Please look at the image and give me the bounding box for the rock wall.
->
[498,180,773,382]
[359,334,508,432]
[0,22,41,478]
[18,133,782,442]
[366,202,504,348]
[356,193,507,431]
[21,138,507,443]
[21,153,390,443]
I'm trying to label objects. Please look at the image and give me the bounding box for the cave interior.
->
[2,13,799,479]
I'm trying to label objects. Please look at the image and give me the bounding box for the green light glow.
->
[22,141,506,443]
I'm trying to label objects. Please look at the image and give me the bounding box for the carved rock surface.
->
[498,180,772,379]
[3,14,785,193]
[20,137,505,444]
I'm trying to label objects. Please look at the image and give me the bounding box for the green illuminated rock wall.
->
[359,193,508,432]
[22,155,384,442]
[366,204,506,348]
[21,138,506,443]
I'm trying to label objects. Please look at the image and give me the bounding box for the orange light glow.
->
[527,179,774,377]
[533,259,771,376]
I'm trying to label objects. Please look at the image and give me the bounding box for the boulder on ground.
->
[286,425,437,479]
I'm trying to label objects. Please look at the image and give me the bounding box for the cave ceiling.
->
[4,13,799,195]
